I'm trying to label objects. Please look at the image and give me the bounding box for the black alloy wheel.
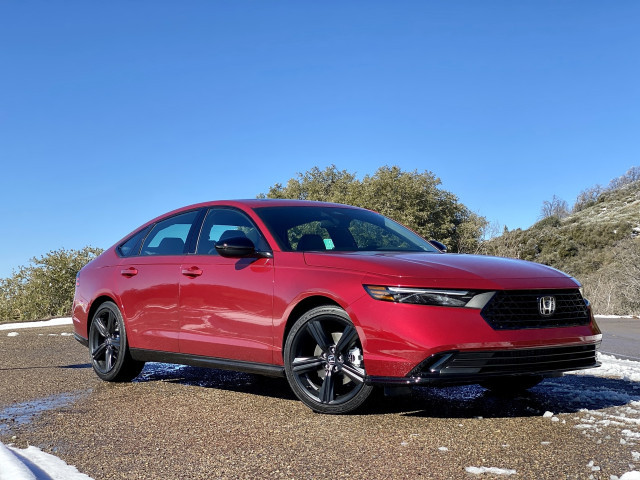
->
[88,301,144,382]
[284,306,374,414]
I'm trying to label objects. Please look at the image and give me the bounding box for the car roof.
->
[140,199,362,230]
[194,198,359,209]
[159,198,362,217]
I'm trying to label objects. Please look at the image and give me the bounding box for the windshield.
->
[254,205,439,253]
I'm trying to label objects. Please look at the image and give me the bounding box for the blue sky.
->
[1,1,638,277]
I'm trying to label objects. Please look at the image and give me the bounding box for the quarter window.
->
[117,226,152,257]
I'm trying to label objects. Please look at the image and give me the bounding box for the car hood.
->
[303,251,580,290]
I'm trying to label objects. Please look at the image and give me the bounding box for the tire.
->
[480,375,543,394]
[88,301,144,382]
[284,306,374,414]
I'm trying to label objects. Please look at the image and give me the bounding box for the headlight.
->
[364,285,494,308]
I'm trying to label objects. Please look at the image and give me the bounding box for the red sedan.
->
[73,200,601,414]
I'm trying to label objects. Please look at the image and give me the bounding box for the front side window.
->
[140,211,199,256]
[196,208,270,255]
[286,221,333,251]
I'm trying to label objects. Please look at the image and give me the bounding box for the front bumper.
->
[365,342,601,386]
[349,291,602,378]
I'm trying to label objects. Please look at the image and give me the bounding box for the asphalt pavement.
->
[596,316,640,361]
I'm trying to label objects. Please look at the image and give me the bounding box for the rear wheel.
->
[89,301,144,382]
[480,375,543,394]
[284,306,374,414]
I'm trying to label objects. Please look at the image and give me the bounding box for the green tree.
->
[0,246,103,322]
[260,165,486,253]
[260,165,358,204]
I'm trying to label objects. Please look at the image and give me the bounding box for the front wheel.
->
[284,306,374,414]
[89,301,144,382]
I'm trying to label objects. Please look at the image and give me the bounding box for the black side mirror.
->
[429,240,447,253]
[215,236,258,258]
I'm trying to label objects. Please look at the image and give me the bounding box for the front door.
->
[179,207,275,364]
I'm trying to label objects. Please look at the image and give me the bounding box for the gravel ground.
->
[1,325,639,479]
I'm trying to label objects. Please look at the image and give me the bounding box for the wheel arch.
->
[86,295,119,338]
[281,295,342,355]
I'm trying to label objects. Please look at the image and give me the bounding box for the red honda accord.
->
[73,199,601,414]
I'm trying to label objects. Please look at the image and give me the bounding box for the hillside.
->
[481,179,640,315]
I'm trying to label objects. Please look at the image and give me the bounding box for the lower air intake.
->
[415,344,598,377]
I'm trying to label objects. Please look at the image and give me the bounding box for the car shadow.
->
[366,375,640,418]
[0,363,92,371]
[133,363,640,418]
[59,363,92,369]
[133,362,297,401]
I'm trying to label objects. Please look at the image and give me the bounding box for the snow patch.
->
[619,472,640,480]
[0,442,36,480]
[0,318,72,331]
[569,354,640,383]
[586,460,600,472]
[0,443,93,480]
[7,332,19,337]
[622,429,640,440]
[465,466,517,475]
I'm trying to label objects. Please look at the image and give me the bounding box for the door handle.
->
[121,267,138,277]
[181,267,203,278]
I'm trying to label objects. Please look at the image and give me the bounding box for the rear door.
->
[117,210,200,353]
[179,207,275,363]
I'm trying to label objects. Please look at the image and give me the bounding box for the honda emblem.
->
[538,296,556,317]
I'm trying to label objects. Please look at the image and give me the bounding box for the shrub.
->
[0,247,103,322]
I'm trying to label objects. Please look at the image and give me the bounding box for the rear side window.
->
[141,211,199,256]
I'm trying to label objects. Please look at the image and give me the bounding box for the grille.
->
[481,289,590,330]
[416,344,598,377]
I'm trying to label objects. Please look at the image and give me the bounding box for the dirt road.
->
[1,323,639,479]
